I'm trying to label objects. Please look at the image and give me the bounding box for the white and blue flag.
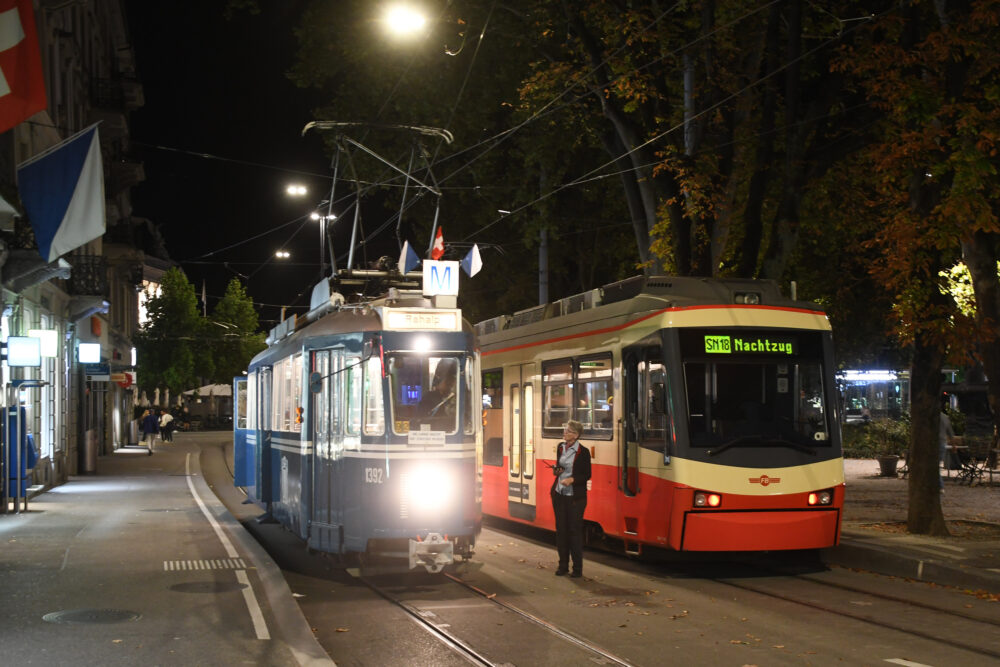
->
[17,123,105,263]
[398,240,421,274]
[460,243,482,277]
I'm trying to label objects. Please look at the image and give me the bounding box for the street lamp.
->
[384,5,427,36]
[275,250,290,259]
[382,4,467,55]
[286,184,308,196]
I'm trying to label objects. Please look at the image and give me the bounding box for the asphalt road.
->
[197,431,1000,666]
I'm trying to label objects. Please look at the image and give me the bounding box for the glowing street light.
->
[384,5,427,36]
[286,184,307,196]
[275,250,290,259]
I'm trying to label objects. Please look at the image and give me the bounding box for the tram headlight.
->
[406,465,454,513]
[808,489,834,506]
[693,491,722,508]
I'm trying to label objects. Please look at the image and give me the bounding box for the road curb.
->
[822,537,1000,593]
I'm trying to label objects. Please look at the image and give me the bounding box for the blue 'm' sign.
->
[422,260,459,296]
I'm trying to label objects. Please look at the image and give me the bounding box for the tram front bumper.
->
[409,532,454,573]
[678,509,841,551]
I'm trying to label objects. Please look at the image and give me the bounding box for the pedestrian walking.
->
[159,409,174,442]
[550,420,592,578]
[939,403,956,489]
[141,409,159,455]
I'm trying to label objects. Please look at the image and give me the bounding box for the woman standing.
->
[550,420,592,578]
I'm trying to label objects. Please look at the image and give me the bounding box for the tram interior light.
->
[808,489,833,506]
[693,491,722,508]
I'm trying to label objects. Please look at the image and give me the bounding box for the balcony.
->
[67,254,109,298]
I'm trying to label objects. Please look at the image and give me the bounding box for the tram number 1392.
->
[364,467,385,484]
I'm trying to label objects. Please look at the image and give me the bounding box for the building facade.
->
[0,0,156,498]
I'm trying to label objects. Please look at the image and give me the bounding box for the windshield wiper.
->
[708,435,762,456]
[709,435,817,457]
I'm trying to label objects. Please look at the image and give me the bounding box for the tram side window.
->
[577,355,613,439]
[640,358,667,443]
[542,360,573,436]
[464,356,478,435]
[345,356,363,435]
[247,371,257,430]
[291,353,302,432]
[482,368,503,409]
[363,355,384,435]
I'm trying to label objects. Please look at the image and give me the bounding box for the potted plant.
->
[861,418,910,477]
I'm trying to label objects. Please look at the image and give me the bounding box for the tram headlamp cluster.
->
[808,489,834,506]
[693,491,722,508]
[734,292,761,305]
[406,466,454,513]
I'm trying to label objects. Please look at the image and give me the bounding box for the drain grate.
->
[43,609,141,624]
[163,558,247,571]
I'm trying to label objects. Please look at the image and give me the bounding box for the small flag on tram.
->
[398,240,420,274]
[460,244,482,277]
[0,0,47,134]
[430,227,445,260]
[17,123,105,262]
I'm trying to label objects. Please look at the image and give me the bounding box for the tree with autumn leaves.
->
[279,0,1000,535]
[834,0,1000,535]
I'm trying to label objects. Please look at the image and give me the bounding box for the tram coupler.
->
[409,533,454,573]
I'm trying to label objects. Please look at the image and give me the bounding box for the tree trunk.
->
[906,326,949,536]
[961,231,1000,453]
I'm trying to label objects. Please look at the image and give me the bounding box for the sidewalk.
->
[0,434,333,666]
[824,459,1000,594]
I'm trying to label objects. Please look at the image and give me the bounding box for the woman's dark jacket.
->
[552,441,592,501]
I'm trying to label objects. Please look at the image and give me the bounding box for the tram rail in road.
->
[358,570,636,667]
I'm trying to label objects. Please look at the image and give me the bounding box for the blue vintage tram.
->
[233,273,481,572]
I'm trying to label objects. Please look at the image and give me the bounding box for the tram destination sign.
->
[704,334,797,356]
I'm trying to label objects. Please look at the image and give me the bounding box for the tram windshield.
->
[387,355,465,434]
[684,360,829,449]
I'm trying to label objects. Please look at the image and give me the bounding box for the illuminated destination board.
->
[382,308,462,332]
[704,334,797,355]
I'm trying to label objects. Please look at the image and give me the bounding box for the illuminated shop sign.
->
[704,335,797,355]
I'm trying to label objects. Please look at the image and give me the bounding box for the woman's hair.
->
[565,419,583,436]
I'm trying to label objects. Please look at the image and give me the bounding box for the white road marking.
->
[885,659,935,666]
[237,569,270,640]
[186,454,238,558]
[185,453,270,640]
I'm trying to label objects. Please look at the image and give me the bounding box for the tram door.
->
[233,377,252,487]
[622,343,669,499]
[309,349,344,553]
[507,363,537,521]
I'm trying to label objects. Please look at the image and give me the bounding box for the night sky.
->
[126,1,334,327]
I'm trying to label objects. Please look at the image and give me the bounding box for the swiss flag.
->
[0,0,46,134]
[430,226,445,260]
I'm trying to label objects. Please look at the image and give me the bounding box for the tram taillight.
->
[808,489,833,506]
[693,491,722,508]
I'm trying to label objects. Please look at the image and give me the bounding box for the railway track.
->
[360,572,636,666]
[709,564,1000,661]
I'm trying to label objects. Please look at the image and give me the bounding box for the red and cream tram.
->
[476,275,843,553]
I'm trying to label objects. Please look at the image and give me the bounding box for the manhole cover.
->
[43,609,141,624]
[171,581,248,593]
